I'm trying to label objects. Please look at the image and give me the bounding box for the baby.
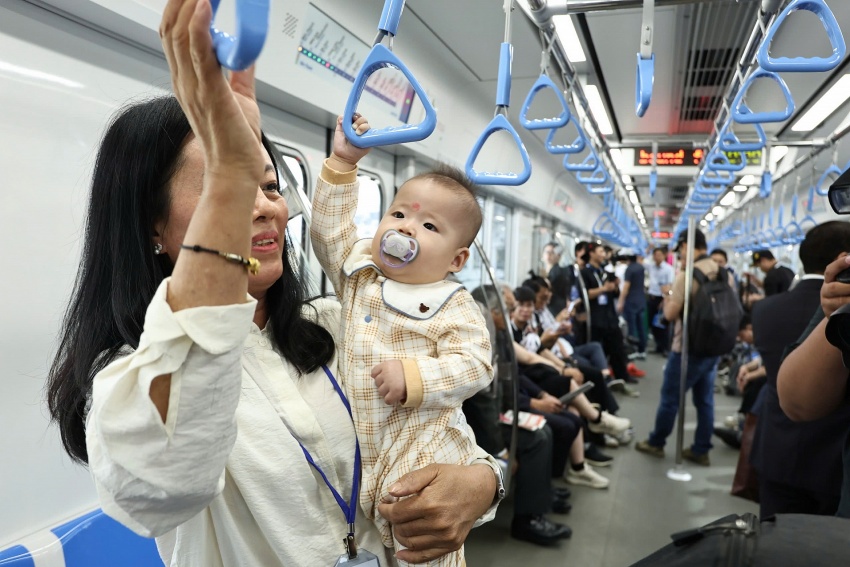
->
[310,115,494,566]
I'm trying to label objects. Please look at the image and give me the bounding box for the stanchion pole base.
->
[666,466,692,482]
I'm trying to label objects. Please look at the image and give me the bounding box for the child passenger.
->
[310,115,495,566]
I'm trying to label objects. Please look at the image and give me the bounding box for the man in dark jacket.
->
[751,221,850,517]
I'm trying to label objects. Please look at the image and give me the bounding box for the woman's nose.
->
[253,187,277,220]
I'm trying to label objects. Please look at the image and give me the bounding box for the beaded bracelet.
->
[180,244,261,275]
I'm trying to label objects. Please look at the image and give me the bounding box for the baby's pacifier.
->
[380,229,419,268]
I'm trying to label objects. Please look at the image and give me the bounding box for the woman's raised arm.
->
[160,0,265,312]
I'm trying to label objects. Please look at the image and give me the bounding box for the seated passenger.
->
[311,115,495,564]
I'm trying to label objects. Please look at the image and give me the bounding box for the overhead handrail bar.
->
[466,0,532,185]
[730,68,796,124]
[209,0,270,71]
[343,0,438,148]
[757,0,846,73]
[635,0,655,117]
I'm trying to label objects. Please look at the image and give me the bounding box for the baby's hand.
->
[330,114,371,169]
[371,360,407,405]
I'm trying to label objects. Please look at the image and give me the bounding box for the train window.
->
[489,202,512,281]
[355,172,384,238]
[271,145,310,253]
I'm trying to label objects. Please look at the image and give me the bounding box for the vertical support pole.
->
[667,215,694,482]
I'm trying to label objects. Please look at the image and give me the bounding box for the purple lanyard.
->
[297,365,361,537]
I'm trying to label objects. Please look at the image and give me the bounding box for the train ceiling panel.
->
[407,0,545,82]
[586,7,680,138]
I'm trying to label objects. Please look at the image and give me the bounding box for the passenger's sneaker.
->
[565,463,610,489]
[620,384,641,397]
[603,434,620,448]
[724,414,741,429]
[628,351,647,360]
[627,363,646,378]
[607,378,626,393]
[615,427,634,445]
[682,447,711,466]
[587,411,631,436]
[585,444,614,467]
[635,439,665,458]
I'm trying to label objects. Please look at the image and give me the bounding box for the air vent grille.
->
[676,2,759,128]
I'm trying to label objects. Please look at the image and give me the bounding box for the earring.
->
[154,243,163,255]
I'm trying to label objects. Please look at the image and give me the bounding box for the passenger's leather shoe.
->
[511,515,571,545]
[552,486,571,499]
[713,426,742,450]
[552,495,572,514]
[682,447,711,466]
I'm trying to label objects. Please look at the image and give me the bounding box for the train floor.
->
[465,350,758,567]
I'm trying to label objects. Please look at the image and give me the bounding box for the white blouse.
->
[86,279,395,566]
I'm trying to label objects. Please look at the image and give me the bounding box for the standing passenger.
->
[636,229,722,466]
[47,3,500,565]
[618,250,648,360]
[751,222,850,517]
[646,247,675,356]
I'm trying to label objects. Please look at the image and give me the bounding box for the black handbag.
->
[629,513,850,566]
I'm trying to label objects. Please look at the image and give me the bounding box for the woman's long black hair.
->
[46,96,335,464]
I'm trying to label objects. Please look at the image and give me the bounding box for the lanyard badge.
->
[299,366,381,566]
[334,548,381,566]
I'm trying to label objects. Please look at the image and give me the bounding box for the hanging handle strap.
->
[465,114,532,185]
[520,75,571,130]
[718,122,766,153]
[816,164,843,196]
[635,0,655,117]
[565,148,599,172]
[342,0,437,148]
[760,171,773,199]
[758,0,847,73]
[377,0,406,37]
[731,68,796,124]
[209,0,270,71]
[342,45,438,148]
[545,117,586,154]
[706,147,745,172]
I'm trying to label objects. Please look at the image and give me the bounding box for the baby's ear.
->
[448,247,470,273]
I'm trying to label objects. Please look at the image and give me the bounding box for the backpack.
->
[687,260,742,357]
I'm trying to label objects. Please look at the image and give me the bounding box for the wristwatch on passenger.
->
[492,462,506,504]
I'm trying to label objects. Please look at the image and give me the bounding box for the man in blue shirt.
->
[646,247,675,355]
[618,250,647,359]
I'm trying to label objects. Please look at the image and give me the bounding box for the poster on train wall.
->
[297,4,419,124]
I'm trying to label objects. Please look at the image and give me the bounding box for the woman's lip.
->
[252,231,278,244]
[251,242,279,252]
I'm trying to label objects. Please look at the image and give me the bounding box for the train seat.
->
[0,509,160,566]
